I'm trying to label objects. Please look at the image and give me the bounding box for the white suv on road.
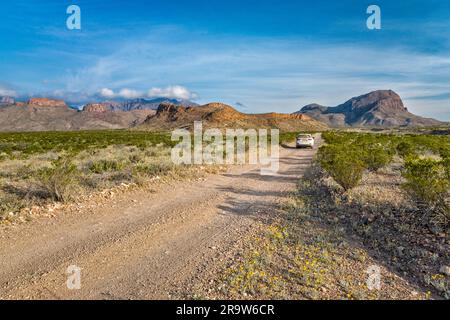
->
[296,134,315,148]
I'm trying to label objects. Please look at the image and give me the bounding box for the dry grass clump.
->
[347,166,412,209]
[37,158,80,202]
[0,143,225,224]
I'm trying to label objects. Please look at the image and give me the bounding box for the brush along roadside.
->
[199,164,431,299]
[0,143,227,225]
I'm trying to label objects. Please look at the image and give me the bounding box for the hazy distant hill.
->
[0,96,15,107]
[0,98,153,132]
[82,98,198,112]
[141,102,328,131]
[295,90,443,127]
[0,98,327,132]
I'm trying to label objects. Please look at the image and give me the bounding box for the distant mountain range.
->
[82,97,198,112]
[0,96,198,110]
[295,90,444,127]
[142,102,328,131]
[0,90,446,132]
[0,96,200,131]
[0,98,154,132]
[0,97,325,132]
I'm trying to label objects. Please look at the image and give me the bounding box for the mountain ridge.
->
[295,90,443,127]
[141,102,328,131]
[0,99,154,132]
[82,98,198,112]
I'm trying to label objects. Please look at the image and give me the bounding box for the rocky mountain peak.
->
[83,103,110,113]
[339,90,407,113]
[296,90,442,127]
[27,98,68,108]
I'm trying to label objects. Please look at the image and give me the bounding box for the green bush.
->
[89,159,125,173]
[396,141,416,158]
[0,194,26,220]
[439,146,450,159]
[38,159,79,202]
[318,145,366,191]
[0,130,174,159]
[133,162,173,177]
[402,157,449,209]
[320,131,449,225]
[443,157,450,180]
[360,144,393,172]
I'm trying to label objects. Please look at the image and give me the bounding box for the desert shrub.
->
[145,149,158,157]
[0,194,26,220]
[0,152,8,162]
[0,130,174,159]
[402,158,449,227]
[439,146,450,159]
[321,131,350,145]
[360,144,394,172]
[402,158,449,206]
[318,145,366,191]
[443,157,450,180]
[396,141,416,158]
[133,162,174,177]
[38,159,79,202]
[128,154,143,164]
[89,159,125,173]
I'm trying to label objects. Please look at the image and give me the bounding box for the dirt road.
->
[0,138,319,300]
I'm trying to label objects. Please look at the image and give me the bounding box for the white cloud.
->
[147,85,197,100]
[98,85,196,100]
[48,28,450,119]
[99,87,142,99]
[118,88,142,99]
[100,88,115,98]
[0,86,17,97]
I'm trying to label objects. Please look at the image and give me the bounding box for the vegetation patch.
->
[0,130,174,160]
[318,132,449,229]
[402,157,449,227]
[206,131,449,300]
[0,131,221,224]
[38,159,80,202]
[213,172,428,299]
[89,159,126,174]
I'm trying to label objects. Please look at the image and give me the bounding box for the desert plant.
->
[402,158,449,206]
[128,153,143,164]
[360,144,393,172]
[0,194,26,220]
[38,158,79,202]
[396,140,416,158]
[318,145,366,191]
[133,162,173,177]
[0,130,174,159]
[89,159,125,173]
[439,146,450,160]
[443,157,450,180]
[402,157,449,228]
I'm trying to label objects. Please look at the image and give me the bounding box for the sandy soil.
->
[0,138,318,299]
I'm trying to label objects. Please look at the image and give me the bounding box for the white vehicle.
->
[296,134,315,148]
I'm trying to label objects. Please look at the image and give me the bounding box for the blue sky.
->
[1,0,450,120]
